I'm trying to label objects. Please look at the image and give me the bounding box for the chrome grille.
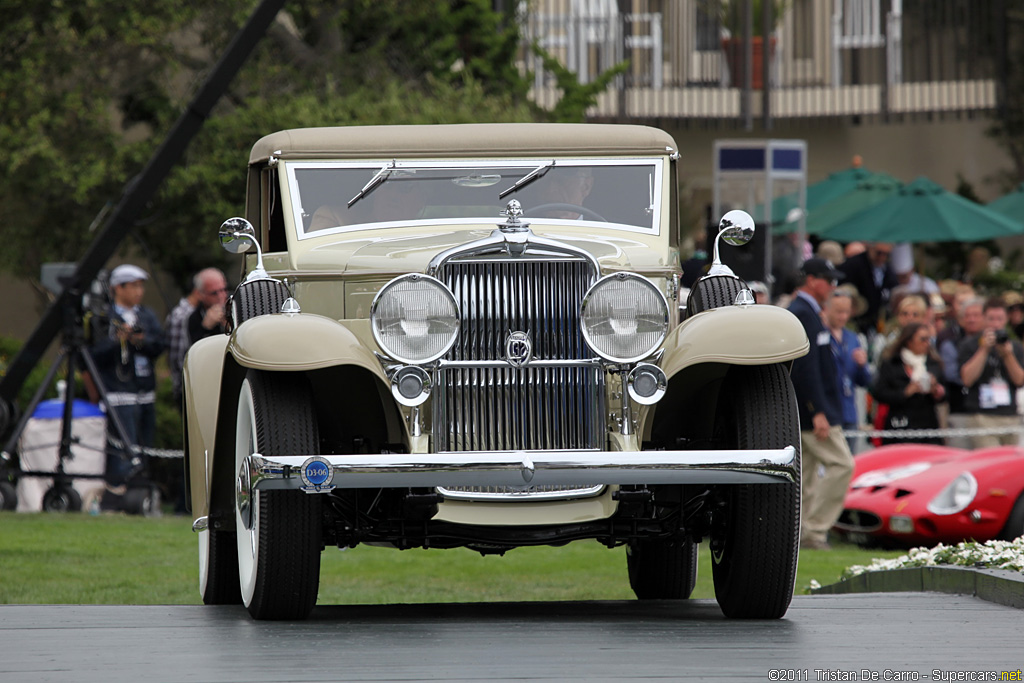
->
[434,258,605,453]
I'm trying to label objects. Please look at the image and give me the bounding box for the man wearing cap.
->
[787,257,855,550]
[89,264,165,486]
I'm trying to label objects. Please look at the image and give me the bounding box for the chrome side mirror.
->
[708,210,755,277]
[219,217,269,282]
[219,217,257,253]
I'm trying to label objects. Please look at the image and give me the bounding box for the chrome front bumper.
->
[239,446,798,495]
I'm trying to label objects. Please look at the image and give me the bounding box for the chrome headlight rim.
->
[627,362,668,405]
[925,471,978,515]
[390,365,432,407]
[580,272,669,364]
[370,273,460,365]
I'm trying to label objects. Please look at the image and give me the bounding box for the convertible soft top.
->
[249,123,678,164]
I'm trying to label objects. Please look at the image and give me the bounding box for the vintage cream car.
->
[183,123,809,621]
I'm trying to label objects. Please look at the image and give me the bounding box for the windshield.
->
[284,159,664,239]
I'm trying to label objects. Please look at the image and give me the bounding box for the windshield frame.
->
[282,157,666,241]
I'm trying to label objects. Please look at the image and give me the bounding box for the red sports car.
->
[833,444,1024,548]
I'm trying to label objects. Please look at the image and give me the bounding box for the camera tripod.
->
[0,290,147,512]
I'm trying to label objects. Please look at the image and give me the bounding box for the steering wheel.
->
[523,203,607,222]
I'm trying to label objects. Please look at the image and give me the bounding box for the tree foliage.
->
[0,1,201,290]
[530,45,629,123]
[0,0,548,298]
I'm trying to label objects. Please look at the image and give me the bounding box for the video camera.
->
[40,262,112,320]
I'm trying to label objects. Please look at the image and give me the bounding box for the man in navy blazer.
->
[787,257,855,550]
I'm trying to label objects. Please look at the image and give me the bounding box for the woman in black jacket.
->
[870,322,946,445]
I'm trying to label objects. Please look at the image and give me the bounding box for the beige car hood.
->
[298,226,672,275]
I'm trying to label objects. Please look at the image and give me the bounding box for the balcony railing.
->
[519,0,1006,125]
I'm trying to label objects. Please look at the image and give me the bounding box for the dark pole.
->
[743,0,753,130]
[761,0,772,130]
[0,0,287,434]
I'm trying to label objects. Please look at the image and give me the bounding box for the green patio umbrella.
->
[775,172,903,235]
[819,176,1024,243]
[759,165,899,232]
[988,182,1024,224]
[757,166,866,223]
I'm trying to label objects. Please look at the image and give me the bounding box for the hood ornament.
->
[499,200,530,234]
[427,200,599,276]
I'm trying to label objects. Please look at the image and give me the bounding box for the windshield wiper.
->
[347,160,396,208]
[498,160,555,199]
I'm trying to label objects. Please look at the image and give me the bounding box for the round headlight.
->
[580,273,669,363]
[926,472,978,515]
[371,274,460,364]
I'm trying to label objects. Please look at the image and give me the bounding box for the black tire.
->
[0,480,17,510]
[710,364,801,619]
[685,275,745,319]
[235,370,322,620]
[627,539,699,600]
[42,484,83,513]
[124,486,160,517]
[200,527,242,605]
[999,493,1024,541]
[230,279,290,329]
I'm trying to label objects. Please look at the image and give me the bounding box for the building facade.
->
[520,0,1016,226]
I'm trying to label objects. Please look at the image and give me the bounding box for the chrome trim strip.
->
[437,483,606,501]
[243,446,798,492]
[437,358,602,369]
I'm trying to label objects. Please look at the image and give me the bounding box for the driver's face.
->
[547,171,594,205]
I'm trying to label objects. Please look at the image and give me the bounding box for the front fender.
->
[662,304,809,378]
[228,313,385,379]
[182,334,231,520]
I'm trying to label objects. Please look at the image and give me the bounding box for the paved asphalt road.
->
[1,594,1020,682]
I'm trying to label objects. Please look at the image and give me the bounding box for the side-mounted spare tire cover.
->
[685,274,746,318]
[230,279,291,329]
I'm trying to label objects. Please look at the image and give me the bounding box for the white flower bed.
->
[841,537,1024,579]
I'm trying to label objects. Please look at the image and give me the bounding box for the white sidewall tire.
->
[235,378,259,607]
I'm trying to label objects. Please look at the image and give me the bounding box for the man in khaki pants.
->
[787,258,855,550]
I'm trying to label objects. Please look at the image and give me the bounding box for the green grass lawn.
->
[0,511,905,605]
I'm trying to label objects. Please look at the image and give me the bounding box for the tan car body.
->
[184,123,808,531]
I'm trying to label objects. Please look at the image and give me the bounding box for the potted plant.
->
[713,0,789,90]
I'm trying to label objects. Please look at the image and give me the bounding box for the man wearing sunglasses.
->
[187,267,229,344]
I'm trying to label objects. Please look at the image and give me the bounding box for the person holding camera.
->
[957,297,1024,448]
[869,322,946,445]
[89,264,166,486]
[186,267,229,344]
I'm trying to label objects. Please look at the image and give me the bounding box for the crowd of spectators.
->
[750,240,1024,453]
[740,241,1024,549]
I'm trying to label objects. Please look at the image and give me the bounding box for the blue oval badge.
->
[299,456,334,491]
